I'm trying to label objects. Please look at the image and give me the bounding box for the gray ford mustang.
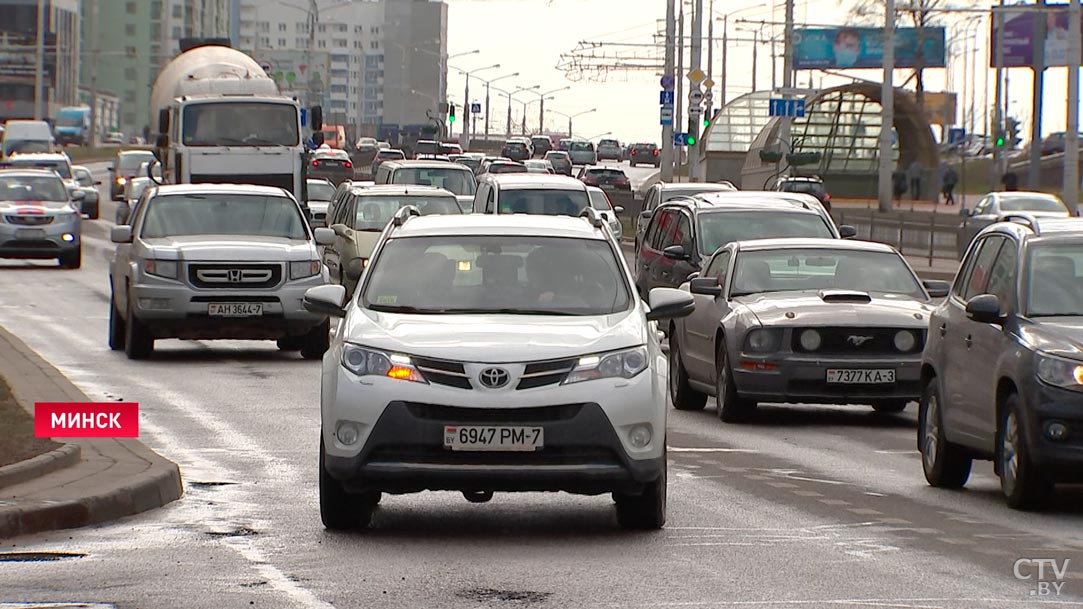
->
[668,238,952,422]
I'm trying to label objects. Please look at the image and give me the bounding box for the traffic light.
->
[993,128,1005,148]
[448,103,456,123]
[686,117,699,146]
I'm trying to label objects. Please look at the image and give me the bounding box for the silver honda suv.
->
[107,184,335,360]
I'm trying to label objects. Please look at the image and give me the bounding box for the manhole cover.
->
[0,552,86,562]
[456,588,552,604]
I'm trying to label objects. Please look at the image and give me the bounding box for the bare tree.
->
[848,0,943,112]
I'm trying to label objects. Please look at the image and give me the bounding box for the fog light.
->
[799,329,822,351]
[628,424,652,449]
[137,297,171,310]
[336,422,360,445]
[61,233,75,242]
[1045,421,1070,442]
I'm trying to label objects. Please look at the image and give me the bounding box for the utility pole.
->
[721,16,728,107]
[689,0,703,182]
[705,0,714,126]
[1065,0,1081,212]
[539,98,545,135]
[780,0,795,172]
[33,0,45,120]
[485,83,491,143]
[661,0,676,182]
[676,3,685,177]
[878,0,896,212]
[752,30,759,92]
[1028,0,1047,190]
[993,1,1006,188]
[88,0,100,148]
[463,77,471,148]
[506,96,512,137]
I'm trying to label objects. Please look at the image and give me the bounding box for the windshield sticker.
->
[375,295,398,305]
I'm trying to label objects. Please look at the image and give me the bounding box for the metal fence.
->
[832,209,964,264]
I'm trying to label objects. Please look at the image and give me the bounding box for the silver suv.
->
[107,184,335,360]
[0,169,83,268]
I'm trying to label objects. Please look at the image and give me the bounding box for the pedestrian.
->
[892,170,908,205]
[908,159,924,201]
[940,162,958,206]
[1002,171,1019,191]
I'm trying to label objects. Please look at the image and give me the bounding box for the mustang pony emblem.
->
[847,335,875,347]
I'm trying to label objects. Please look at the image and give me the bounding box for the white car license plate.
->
[15,228,46,239]
[443,426,543,452]
[826,369,896,384]
[208,303,263,317]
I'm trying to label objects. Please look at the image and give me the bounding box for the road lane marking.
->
[668,447,760,453]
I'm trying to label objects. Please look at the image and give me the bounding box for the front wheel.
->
[918,379,972,488]
[108,290,125,351]
[123,295,154,360]
[615,452,666,530]
[301,320,331,360]
[58,247,81,269]
[998,393,1053,510]
[669,332,707,411]
[716,345,756,422]
[319,439,376,530]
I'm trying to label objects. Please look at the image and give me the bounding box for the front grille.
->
[517,358,577,390]
[190,295,281,303]
[791,327,925,356]
[188,263,282,289]
[413,356,471,389]
[404,403,584,423]
[190,173,294,192]
[1,240,57,250]
[5,215,54,226]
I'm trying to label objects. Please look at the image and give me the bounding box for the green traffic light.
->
[995,137,1004,147]
[449,116,456,122]
[703,118,710,127]
[686,135,697,145]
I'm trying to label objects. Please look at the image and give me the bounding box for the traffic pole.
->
[661,0,676,183]
[1028,0,1047,190]
[1065,0,1081,212]
[878,0,896,212]
[689,0,703,182]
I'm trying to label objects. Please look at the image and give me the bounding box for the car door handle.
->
[938,323,947,337]
[965,334,973,348]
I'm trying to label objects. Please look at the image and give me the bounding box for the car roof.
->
[6,152,69,162]
[485,174,587,189]
[666,192,824,213]
[779,176,823,183]
[584,165,626,171]
[314,149,350,158]
[392,213,607,240]
[990,190,1063,200]
[149,183,292,196]
[353,184,455,196]
[117,149,155,157]
[0,168,63,178]
[660,182,735,193]
[381,160,469,170]
[734,238,892,253]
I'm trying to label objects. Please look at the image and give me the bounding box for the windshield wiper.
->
[439,308,580,316]
[366,304,450,314]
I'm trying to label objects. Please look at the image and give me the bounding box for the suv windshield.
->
[499,188,590,215]
[571,141,593,152]
[6,159,71,179]
[118,152,157,172]
[1000,195,1069,213]
[140,194,307,240]
[390,167,476,196]
[362,236,631,316]
[307,181,336,201]
[599,139,620,147]
[697,211,834,255]
[355,195,461,229]
[731,248,923,298]
[1027,244,1083,316]
[0,175,68,202]
[181,102,299,146]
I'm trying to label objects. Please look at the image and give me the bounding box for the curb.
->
[0,444,81,490]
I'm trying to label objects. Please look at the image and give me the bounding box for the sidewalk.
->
[0,325,182,540]
[833,196,977,215]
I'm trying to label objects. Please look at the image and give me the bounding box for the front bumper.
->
[733,353,923,405]
[0,218,81,260]
[1020,379,1083,480]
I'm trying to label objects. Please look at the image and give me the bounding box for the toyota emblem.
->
[478,367,510,389]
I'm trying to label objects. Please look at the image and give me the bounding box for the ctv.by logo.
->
[1014,558,1071,597]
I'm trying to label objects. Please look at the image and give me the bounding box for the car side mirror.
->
[343,257,366,281]
[965,293,1004,324]
[313,227,335,246]
[960,207,972,217]
[646,287,696,321]
[71,190,86,201]
[110,225,133,243]
[330,223,352,239]
[839,225,858,239]
[663,244,690,261]
[614,206,625,214]
[923,279,951,298]
[639,210,652,220]
[94,180,102,186]
[303,285,347,318]
[689,276,723,297]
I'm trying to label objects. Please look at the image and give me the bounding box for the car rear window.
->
[498,188,590,215]
[571,141,593,151]
[587,169,626,179]
[390,167,476,196]
[782,181,826,195]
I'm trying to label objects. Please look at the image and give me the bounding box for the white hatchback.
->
[303,208,694,530]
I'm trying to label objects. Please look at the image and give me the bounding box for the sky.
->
[445,0,1081,145]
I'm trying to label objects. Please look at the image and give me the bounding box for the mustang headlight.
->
[894,330,918,352]
[1036,353,1083,392]
[744,328,783,353]
[143,259,178,279]
[563,346,648,385]
[342,345,427,383]
[799,329,822,351]
[290,260,321,280]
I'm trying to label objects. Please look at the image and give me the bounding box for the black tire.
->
[108,290,125,351]
[872,400,909,414]
[123,294,154,360]
[319,439,376,530]
[918,379,972,489]
[276,336,304,351]
[715,344,756,422]
[300,320,331,360]
[615,451,666,530]
[669,332,707,411]
[58,247,81,269]
[997,393,1053,510]
[87,203,100,220]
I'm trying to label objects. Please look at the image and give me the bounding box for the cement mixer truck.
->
[149,42,323,202]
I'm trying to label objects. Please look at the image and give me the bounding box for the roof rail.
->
[579,205,606,229]
[997,212,1042,234]
[392,205,422,227]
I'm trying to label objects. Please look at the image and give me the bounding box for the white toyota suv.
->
[303,207,695,530]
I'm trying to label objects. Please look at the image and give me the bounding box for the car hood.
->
[1017,317,1083,358]
[139,235,316,261]
[733,290,932,327]
[0,199,76,214]
[344,309,645,362]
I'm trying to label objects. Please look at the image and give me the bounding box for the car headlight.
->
[563,346,648,385]
[1036,353,1083,392]
[290,260,321,280]
[342,345,427,383]
[116,177,127,185]
[894,330,918,352]
[744,328,783,354]
[143,259,178,279]
[799,329,822,351]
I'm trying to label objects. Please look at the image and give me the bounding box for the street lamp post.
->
[482,72,518,143]
[521,96,555,135]
[523,86,570,134]
[502,85,540,137]
[546,107,596,139]
[451,63,500,148]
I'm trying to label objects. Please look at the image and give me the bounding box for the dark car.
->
[636,181,739,250]
[577,165,630,191]
[635,194,848,298]
[919,216,1083,510]
[628,143,661,167]
[439,142,463,156]
[775,176,832,212]
[544,151,573,176]
[449,153,483,174]
[501,140,532,162]
[531,135,554,157]
[309,148,355,185]
[370,148,406,174]
[482,160,529,175]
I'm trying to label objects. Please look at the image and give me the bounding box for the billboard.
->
[793,27,946,70]
[992,5,1082,68]
[246,50,331,100]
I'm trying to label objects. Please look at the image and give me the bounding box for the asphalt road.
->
[0,165,1081,608]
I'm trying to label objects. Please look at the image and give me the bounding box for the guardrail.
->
[832,208,964,264]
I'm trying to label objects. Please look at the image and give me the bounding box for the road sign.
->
[768,98,806,117]
[687,68,705,84]
[689,89,704,105]
[688,105,703,116]
[660,105,674,125]
[673,132,687,146]
[660,74,675,90]
[659,90,675,105]
[947,127,966,145]
[702,78,715,89]
[704,90,714,100]
[470,103,481,114]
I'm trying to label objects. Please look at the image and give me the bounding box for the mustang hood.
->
[140,235,316,261]
[345,310,644,362]
[734,290,932,327]
[1018,317,1083,358]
